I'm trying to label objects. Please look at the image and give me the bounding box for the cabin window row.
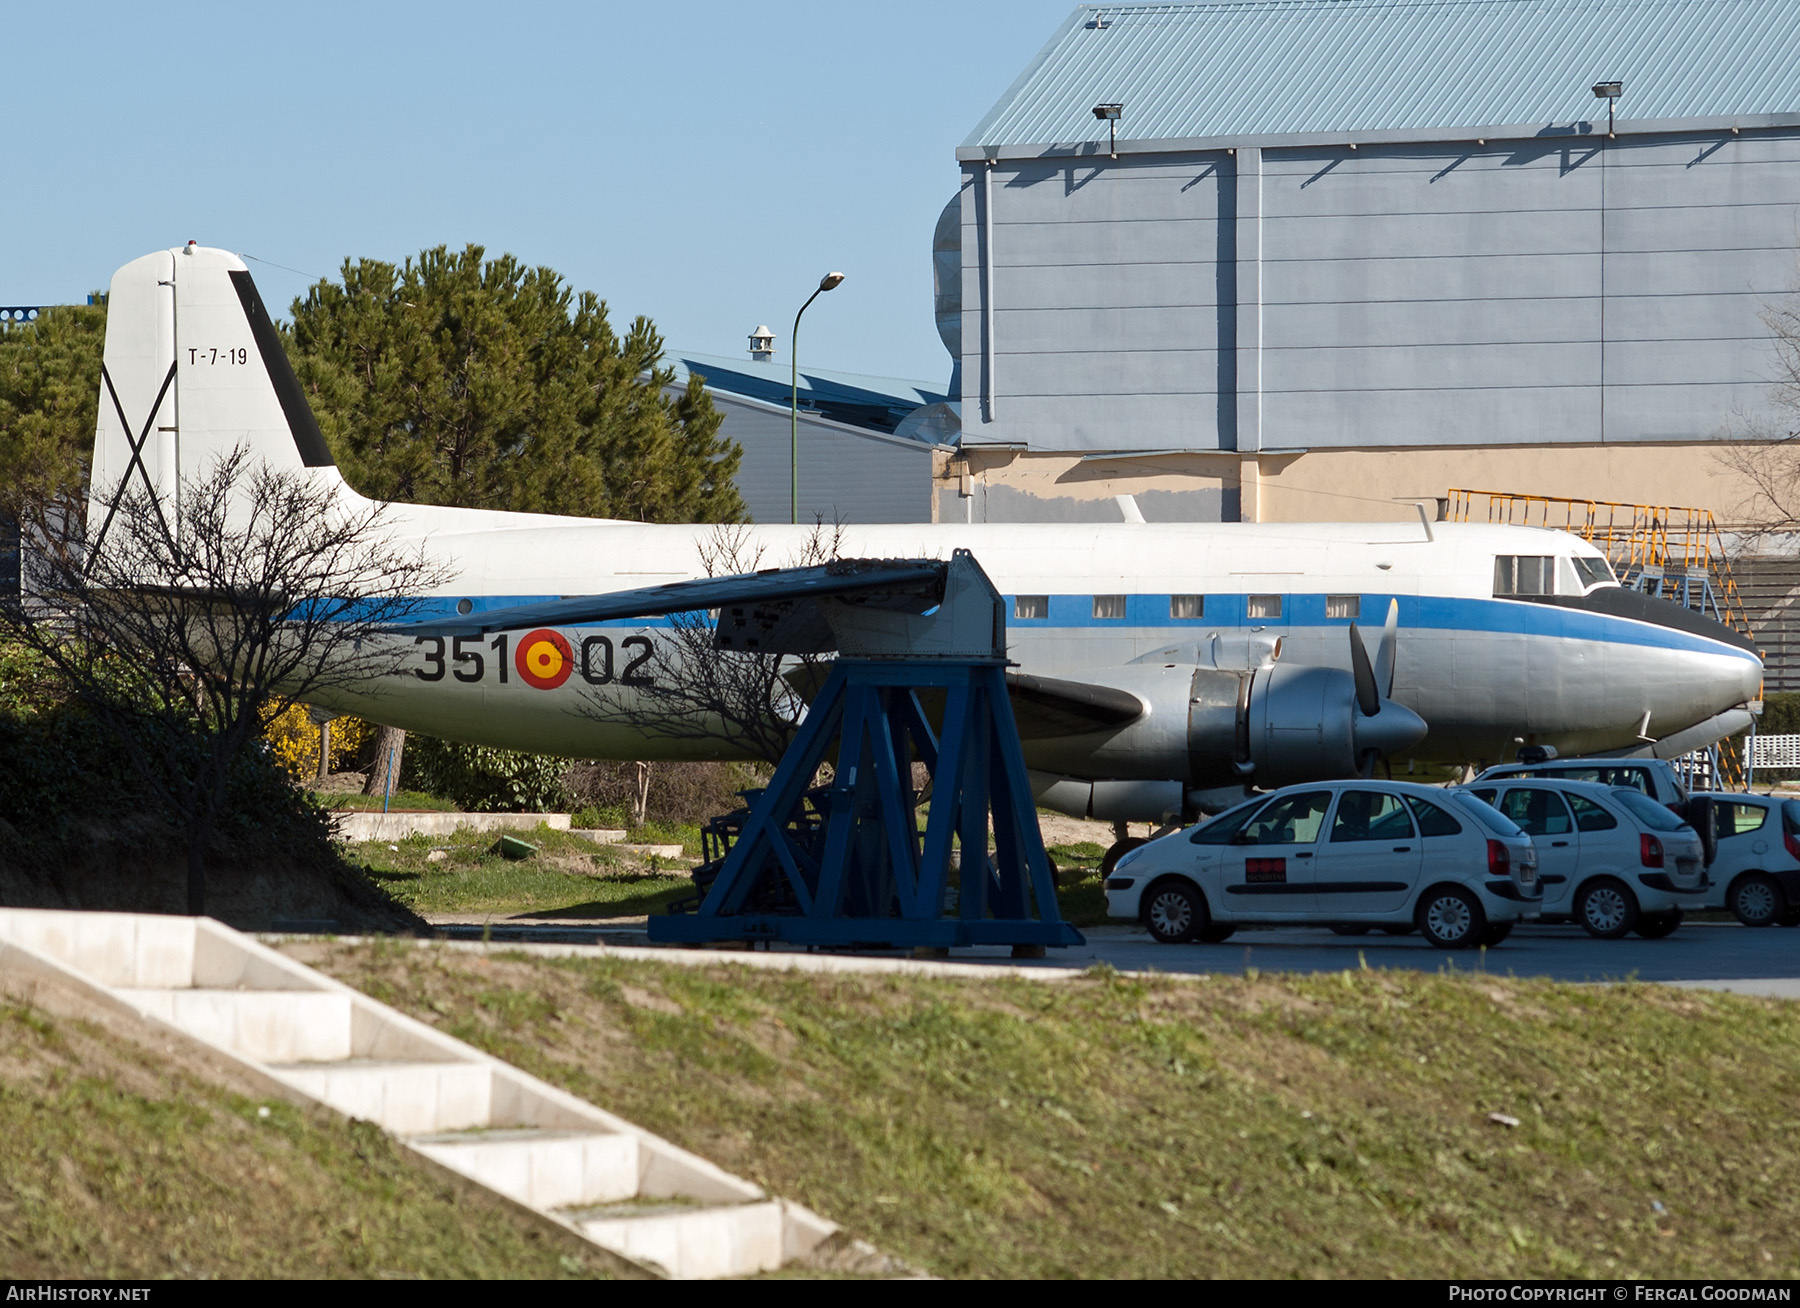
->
[1010,594,1366,621]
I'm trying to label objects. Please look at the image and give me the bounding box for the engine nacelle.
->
[1242,663,1361,787]
[1026,659,1425,822]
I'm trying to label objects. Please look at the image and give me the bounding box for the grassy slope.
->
[294,940,1800,1280]
[0,1004,623,1278]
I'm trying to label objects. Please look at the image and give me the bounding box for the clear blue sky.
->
[10,1,1080,389]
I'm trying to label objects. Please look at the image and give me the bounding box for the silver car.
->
[1461,779,1707,938]
[1104,780,1540,949]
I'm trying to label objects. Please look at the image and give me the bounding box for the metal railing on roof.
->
[1445,489,1754,639]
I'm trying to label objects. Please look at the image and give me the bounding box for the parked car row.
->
[1103,758,1800,949]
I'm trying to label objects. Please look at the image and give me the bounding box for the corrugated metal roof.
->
[964,0,1800,148]
[670,351,948,438]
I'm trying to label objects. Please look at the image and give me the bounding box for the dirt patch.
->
[1036,813,1118,847]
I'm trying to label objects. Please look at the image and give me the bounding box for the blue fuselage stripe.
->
[393,591,1757,663]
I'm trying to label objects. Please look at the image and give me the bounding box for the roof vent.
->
[748,325,775,362]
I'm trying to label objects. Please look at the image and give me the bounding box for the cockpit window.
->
[1494,555,1553,596]
[1572,556,1616,590]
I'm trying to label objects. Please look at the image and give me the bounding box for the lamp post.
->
[791,271,845,524]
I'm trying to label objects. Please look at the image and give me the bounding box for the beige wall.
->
[937,444,1772,530]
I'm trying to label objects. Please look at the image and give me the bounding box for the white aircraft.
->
[84,245,1764,847]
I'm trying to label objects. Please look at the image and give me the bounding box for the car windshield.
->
[1189,798,1263,845]
[1610,788,1689,832]
[1447,790,1524,837]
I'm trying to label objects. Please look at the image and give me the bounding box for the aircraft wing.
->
[390,558,947,641]
[1004,671,1145,738]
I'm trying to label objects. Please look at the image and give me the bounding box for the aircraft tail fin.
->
[87,244,359,549]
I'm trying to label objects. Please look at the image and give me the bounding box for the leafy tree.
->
[287,244,744,524]
[0,299,107,500]
[3,449,448,914]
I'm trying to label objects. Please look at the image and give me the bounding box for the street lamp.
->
[791,271,845,524]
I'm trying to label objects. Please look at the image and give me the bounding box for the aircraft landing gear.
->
[1101,823,1149,878]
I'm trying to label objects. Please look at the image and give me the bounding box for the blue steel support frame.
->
[649,658,1083,949]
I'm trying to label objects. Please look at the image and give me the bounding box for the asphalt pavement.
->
[430,918,1800,994]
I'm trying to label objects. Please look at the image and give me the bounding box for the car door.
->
[1312,788,1422,916]
[1405,792,1478,898]
[1216,789,1331,919]
[1707,799,1774,905]
[1497,786,1582,914]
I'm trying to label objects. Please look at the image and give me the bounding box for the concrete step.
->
[569,829,628,845]
[409,1128,640,1209]
[0,906,852,1278]
[268,1059,492,1135]
[114,988,354,1064]
[332,811,571,842]
[571,1199,788,1280]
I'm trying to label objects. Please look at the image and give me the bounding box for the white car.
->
[1460,779,1707,938]
[1104,780,1540,949]
[1688,792,1800,928]
[1473,757,1688,810]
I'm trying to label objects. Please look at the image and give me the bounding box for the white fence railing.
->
[1751,734,1800,771]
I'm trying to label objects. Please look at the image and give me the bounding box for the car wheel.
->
[1101,837,1149,878]
[1729,872,1785,928]
[1479,922,1513,947]
[1143,878,1204,944]
[1633,909,1683,939]
[1575,877,1639,940]
[1329,924,1371,936]
[1197,923,1236,943]
[1416,885,1487,949]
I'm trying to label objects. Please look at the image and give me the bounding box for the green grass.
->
[1047,840,1110,926]
[355,816,1105,925]
[0,1004,625,1278]
[295,940,1800,1280]
[353,825,691,917]
[314,789,459,812]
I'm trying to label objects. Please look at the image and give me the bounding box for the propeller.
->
[1349,599,1416,778]
[1349,621,1380,718]
[1373,597,1398,698]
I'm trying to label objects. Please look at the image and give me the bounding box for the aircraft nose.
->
[1355,698,1428,758]
[1730,652,1764,708]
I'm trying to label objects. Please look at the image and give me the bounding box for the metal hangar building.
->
[938,0,1800,528]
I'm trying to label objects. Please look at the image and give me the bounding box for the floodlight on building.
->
[1092,103,1123,157]
[1592,80,1622,135]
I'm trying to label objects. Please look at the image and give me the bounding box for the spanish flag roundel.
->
[515,628,574,690]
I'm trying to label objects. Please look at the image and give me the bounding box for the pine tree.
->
[286,244,744,524]
[0,299,107,502]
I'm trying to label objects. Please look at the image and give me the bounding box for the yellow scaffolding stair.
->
[1446,489,1758,786]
